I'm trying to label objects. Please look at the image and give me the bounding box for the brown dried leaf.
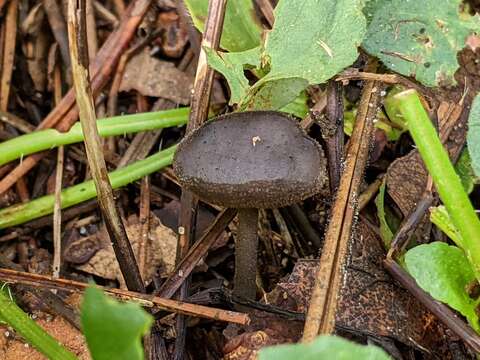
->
[120,49,193,104]
[386,151,427,216]
[336,220,447,352]
[224,220,453,359]
[71,214,177,285]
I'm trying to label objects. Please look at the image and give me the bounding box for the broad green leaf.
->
[430,205,464,248]
[204,47,261,104]
[244,78,308,112]
[259,335,390,360]
[280,91,309,119]
[81,287,153,360]
[405,242,480,332]
[262,0,366,84]
[455,149,479,194]
[375,180,394,248]
[363,0,480,87]
[363,0,385,24]
[184,0,262,52]
[467,93,480,176]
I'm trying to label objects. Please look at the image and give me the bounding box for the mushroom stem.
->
[234,208,259,301]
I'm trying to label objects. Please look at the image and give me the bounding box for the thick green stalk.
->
[0,108,189,166]
[0,288,78,360]
[393,89,480,280]
[0,146,176,229]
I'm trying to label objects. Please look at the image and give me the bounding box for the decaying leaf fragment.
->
[68,214,177,286]
[120,49,193,104]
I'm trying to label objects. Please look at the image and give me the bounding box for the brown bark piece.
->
[120,48,193,104]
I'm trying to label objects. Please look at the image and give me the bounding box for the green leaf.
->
[259,335,390,360]
[244,78,308,112]
[205,47,261,104]
[363,0,480,87]
[262,0,366,84]
[184,0,262,52]
[405,242,480,332]
[430,205,464,248]
[375,180,394,248]
[467,93,480,176]
[363,0,386,24]
[280,91,309,119]
[81,287,153,360]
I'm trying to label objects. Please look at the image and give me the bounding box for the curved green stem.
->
[0,287,78,360]
[0,145,176,229]
[0,108,189,166]
[392,89,480,281]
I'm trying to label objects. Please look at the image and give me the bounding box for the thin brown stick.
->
[324,80,344,192]
[255,0,275,27]
[93,1,120,26]
[285,204,322,249]
[52,61,64,279]
[14,178,29,203]
[0,111,35,133]
[358,175,384,211]
[0,254,81,329]
[44,0,71,69]
[336,68,436,101]
[303,62,382,340]
[0,0,17,111]
[157,208,237,298]
[138,176,150,277]
[112,0,126,17]
[299,91,327,130]
[67,0,145,292]
[52,146,64,279]
[0,268,250,325]
[86,0,98,58]
[175,2,227,357]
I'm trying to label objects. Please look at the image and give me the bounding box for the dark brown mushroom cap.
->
[173,111,327,208]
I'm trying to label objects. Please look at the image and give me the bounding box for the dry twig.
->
[67,0,144,292]
[0,268,250,325]
[303,62,383,340]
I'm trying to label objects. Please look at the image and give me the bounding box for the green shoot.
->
[0,286,78,360]
[0,145,176,229]
[392,89,480,281]
[0,108,189,166]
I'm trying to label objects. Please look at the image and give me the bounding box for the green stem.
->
[0,145,176,229]
[0,287,78,360]
[393,89,480,280]
[0,108,189,166]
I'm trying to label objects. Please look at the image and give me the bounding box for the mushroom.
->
[173,111,327,301]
